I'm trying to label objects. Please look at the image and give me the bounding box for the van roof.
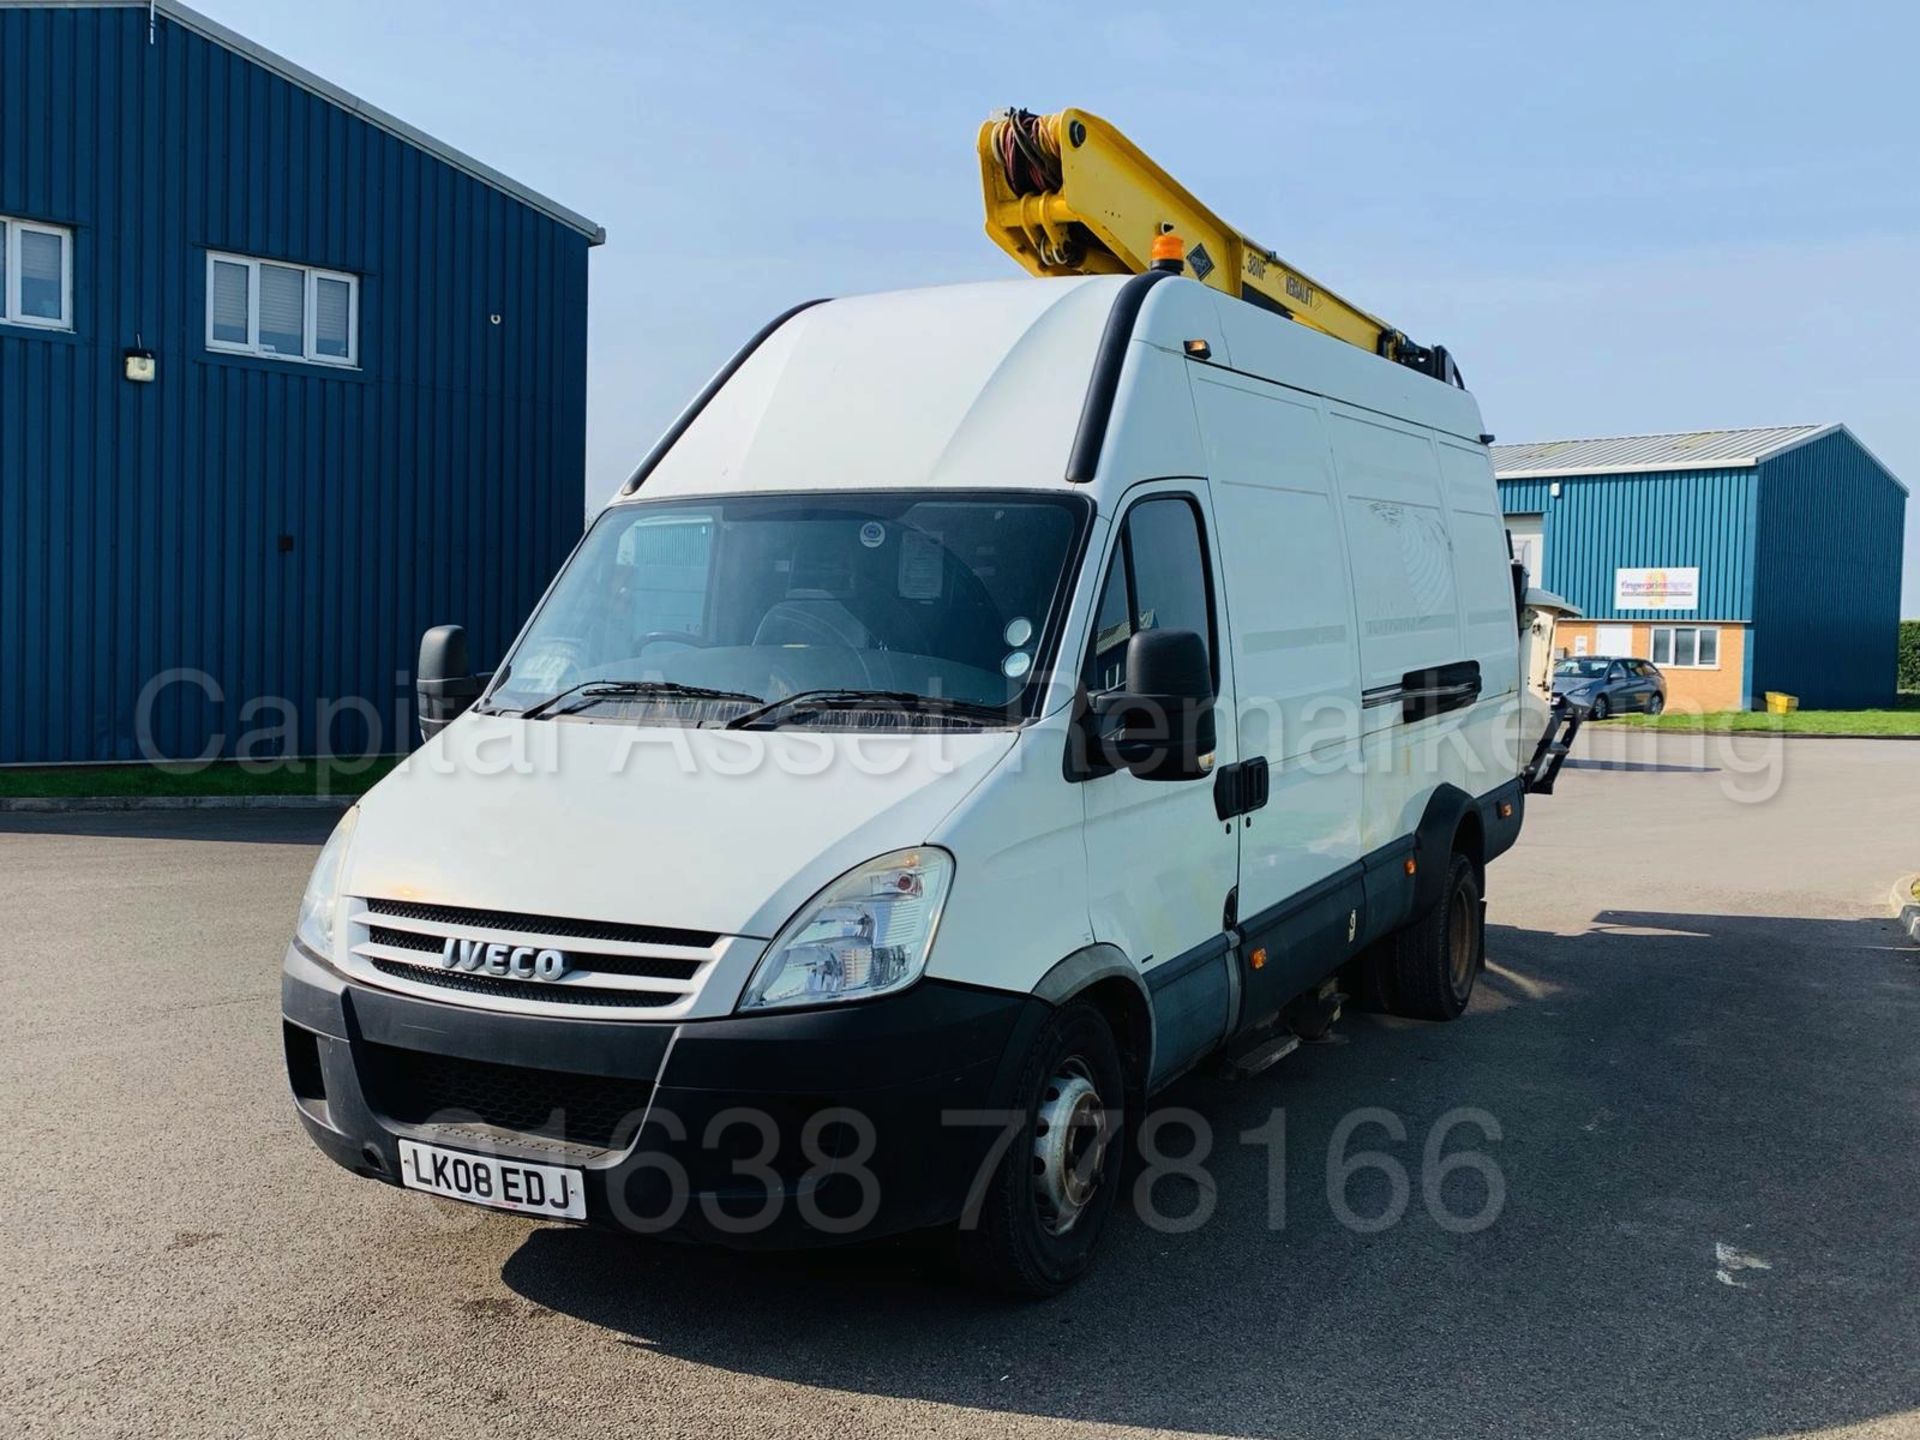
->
[629,277,1488,506]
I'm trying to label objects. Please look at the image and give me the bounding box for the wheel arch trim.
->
[1412,782,1478,915]
[1032,943,1155,1093]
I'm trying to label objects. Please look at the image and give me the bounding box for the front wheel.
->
[959,1001,1128,1297]
[1589,694,1611,720]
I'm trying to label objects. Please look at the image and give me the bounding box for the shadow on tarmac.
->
[502,910,1920,1439]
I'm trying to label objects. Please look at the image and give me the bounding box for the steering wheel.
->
[636,630,712,651]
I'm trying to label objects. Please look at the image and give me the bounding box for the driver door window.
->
[1083,496,1217,693]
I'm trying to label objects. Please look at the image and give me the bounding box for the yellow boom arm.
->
[978,107,1458,384]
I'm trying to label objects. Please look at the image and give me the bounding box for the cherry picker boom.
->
[977,106,1589,790]
[979,107,1462,386]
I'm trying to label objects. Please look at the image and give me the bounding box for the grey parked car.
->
[1552,655,1667,719]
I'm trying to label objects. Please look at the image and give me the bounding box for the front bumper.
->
[281,943,1046,1248]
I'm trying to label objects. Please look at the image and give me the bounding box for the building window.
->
[1651,625,1720,669]
[0,216,74,330]
[205,251,358,366]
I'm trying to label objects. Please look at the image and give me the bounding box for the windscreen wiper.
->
[518,679,764,722]
[724,688,1009,731]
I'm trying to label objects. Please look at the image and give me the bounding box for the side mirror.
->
[416,624,483,743]
[1087,628,1217,781]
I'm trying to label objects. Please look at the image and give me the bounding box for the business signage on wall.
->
[1614,567,1699,610]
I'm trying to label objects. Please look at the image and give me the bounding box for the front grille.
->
[363,897,715,950]
[349,895,724,1014]
[369,957,679,1007]
[366,926,701,981]
[359,1043,654,1150]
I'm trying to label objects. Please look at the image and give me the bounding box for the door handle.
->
[1213,757,1270,821]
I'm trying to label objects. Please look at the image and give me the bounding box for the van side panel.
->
[1436,440,1522,702]
[1190,370,1367,1018]
[1202,291,1487,448]
[1328,407,1458,851]
[1428,439,1524,829]
[1327,406,1516,854]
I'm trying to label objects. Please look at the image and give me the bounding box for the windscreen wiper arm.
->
[519,679,764,722]
[724,688,1009,731]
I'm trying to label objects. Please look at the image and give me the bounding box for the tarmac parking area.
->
[3,728,1918,1439]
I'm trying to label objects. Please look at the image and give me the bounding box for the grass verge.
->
[0,756,404,799]
[1601,694,1920,736]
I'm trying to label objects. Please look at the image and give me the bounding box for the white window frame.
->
[1650,625,1721,670]
[1,215,75,331]
[204,250,359,367]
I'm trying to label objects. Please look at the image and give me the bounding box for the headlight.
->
[738,848,954,1012]
[294,807,359,959]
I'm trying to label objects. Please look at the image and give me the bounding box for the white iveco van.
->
[282,269,1530,1294]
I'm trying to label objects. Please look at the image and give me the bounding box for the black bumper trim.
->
[282,946,1045,1247]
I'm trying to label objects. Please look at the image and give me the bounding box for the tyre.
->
[1387,851,1484,1022]
[959,1000,1127,1297]
[1647,692,1665,715]
[1589,694,1611,720]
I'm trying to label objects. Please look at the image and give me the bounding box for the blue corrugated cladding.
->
[1750,431,1906,707]
[1498,468,1759,623]
[0,5,589,763]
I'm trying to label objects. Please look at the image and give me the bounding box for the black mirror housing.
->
[416,624,482,743]
[1084,628,1217,781]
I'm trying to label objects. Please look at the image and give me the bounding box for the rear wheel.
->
[959,1001,1127,1297]
[1646,692,1665,715]
[1387,852,1484,1021]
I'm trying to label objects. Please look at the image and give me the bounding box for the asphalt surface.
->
[3,728,1918,1439]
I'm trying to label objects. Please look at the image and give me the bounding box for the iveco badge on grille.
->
[439,937,570,981]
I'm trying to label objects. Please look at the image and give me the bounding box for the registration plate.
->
[397,1139,586,1220]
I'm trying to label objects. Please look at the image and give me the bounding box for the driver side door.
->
[1078,485,1240,1089]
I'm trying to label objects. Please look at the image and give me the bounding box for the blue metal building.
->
[0,0,600,765]
[1495,426,1908,710]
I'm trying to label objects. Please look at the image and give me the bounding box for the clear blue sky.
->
[198,0,1920,615]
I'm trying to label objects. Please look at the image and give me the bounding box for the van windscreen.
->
[485,491,1090,725]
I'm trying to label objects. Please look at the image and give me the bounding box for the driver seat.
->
[751,591,871,649]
